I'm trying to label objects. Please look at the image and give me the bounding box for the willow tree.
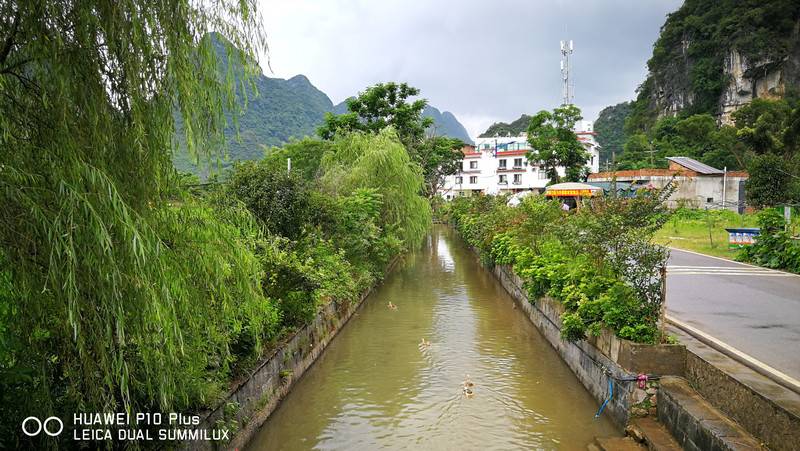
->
[320,129,432,249]
[0,1,273,447]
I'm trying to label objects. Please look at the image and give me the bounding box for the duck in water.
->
[463,374,475,398]
[418,338,431,351]
[387,302,397,310]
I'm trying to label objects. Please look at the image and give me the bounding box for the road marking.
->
[668,247,800,278]
[668,265,773,270]
[667,265,795,277]
[666,315,800,394]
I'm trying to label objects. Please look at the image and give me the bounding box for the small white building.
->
[587,157,749,212]
[439,122,600,198]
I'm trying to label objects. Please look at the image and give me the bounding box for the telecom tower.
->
[560,39,574,105]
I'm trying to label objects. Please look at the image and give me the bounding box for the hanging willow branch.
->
[0,0,275,447]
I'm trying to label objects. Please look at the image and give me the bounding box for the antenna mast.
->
[560,39,574,105]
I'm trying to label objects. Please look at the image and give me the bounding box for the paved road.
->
[666,248,800,381]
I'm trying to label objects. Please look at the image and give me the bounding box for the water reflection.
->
[247,226,618,450]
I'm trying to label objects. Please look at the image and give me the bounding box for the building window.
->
[513,174,522,185]
[514,158,523,168]
[538,170,548,180]
[707,197,714,203]
[455,176,463,184]
[499,159,507,169]
[499,174,508,184]
[470,176,478,184]
[470,161,478,169]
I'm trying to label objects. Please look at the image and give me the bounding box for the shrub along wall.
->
[0,127,430,449]
[445,188,674,344]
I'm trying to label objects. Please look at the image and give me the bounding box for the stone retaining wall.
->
[186,258,400,450]
[684,351,800,450]
[491,263,685,429]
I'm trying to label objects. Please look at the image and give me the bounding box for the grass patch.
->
[655,210,759,259]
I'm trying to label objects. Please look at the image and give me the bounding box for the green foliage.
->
[618,114,746,170]
[738,209,800,272]
[262,138,335,181]
[595,102,632,165]
[450,189,673,344]
[227,160,312,239]
[320,129,432,248]
[320,83,463,199]
[526,105,589,183]
[258,236,357,327]
[626,0,800,132]
[318,82,432,149]
[734,98,799,156]
[0,0,276,447]
[414,136,466,197]
[745,154,799,208]
[479,114,533,138]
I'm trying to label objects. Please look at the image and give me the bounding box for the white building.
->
[440,121,600,199]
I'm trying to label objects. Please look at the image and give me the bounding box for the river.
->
[247,226,618,450]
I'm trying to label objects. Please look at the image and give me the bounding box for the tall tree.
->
[0,0,268,446]
[319,82,463,198]
[526,105,589,183]
[318,82,432,148]
[416,136,465,197]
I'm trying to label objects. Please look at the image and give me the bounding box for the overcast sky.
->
[257,0,682,137]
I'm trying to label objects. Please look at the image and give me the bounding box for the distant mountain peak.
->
[174,38,473,174]
[479,115,532,138]
[287,74,311,84]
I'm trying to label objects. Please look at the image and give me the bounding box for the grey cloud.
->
[259,0,682,136]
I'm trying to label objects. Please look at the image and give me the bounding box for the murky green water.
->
[247,226,618,450]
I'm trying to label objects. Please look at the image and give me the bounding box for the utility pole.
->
[560,39,574,105]
[611,147,617,198]
[645,140,657,167]
[722,166,727,210]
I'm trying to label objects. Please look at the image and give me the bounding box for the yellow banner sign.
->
[546,189,596,197]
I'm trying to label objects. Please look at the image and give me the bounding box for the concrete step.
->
[594,436,646,451]
[657,376,765,450]
[627,417,682,451]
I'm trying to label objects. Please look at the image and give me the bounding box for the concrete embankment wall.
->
[187,258,400,451]
[683,351,800,450]
[491,264,664,429]
[493,259,800,449]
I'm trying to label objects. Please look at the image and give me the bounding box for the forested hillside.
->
[627,0,800,132]
[479,114,532,137]
[174,36,471,176]
[592,0,800,207]
[594,102,631,166]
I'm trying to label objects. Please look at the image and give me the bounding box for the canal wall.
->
[490,263,685,430]
[186,258,400,451]
[490,259,800,449]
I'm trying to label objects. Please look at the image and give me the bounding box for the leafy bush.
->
[227,160,312,239]
[738,209,800,272]
[450,191,672,344]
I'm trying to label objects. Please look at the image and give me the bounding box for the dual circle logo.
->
[22,417,64,437]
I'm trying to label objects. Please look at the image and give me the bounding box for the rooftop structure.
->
[666,157,724,175]
[588,157,748,211]
[439,123,600,199]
